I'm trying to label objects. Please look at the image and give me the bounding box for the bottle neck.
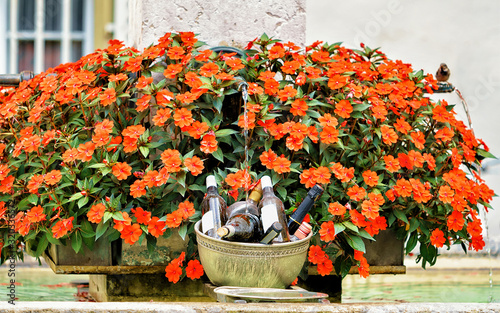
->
[207,185,217,194]
[262,186,274,196]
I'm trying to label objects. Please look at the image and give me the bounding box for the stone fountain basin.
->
[195,221,312,289]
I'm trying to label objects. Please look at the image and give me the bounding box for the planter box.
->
[364,228,404,266]
[46,239,112,266]
[117,229,188,266]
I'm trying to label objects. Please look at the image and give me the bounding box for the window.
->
[0,0,94,74]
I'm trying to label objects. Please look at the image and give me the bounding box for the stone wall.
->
[128,0,306,50]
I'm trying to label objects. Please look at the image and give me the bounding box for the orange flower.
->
[44,170,62,185]
[328,202,346,216]
[92,132,110,147]
[136,94,151,112]
[394,179,412,198]
[148,216,166,238]
[362,170,379,187]
[286,136,303,151]
[318,113,338,128]
[347,185,366,202]
[380,125,398,145]
[300,168,316,188]
[281,60,300,75]
[136,76,153,89]
[447,210,465,232]
[435,127,454,143]
[107,136,122,152]
[23,134,41,153]
[122,125,145,139]
[368,192,385,206]
[320,126,339,144]
[317,258,333,276]
[52,217,74,239]
[129,179,147,198]
[156,89,174,106]
[26,205,46,223]
[152,108,172,126]
[99,88,116,106]
[308,245,327,264]
[334,100,353,119]
[185,260,204,280]
[277,85,297,101]
[165,210,183,228]
[361,199,380,219]
[268,44,285,59]
[173,108,194,128]
[77,141,96,162]
[358,258,370,278]
[225,170,250,190]
[87,203,106,224]
[410,131,425,150]
[272,155,291,174]
[184,156,204,176]
[313,166,331,184]
[439,185,455,204]
[27,174,44,194]
[260,149,278,169]
[177,200,195,220]
[238,111,256,130]
[225,57,244,71]
[160,149,182,172]
[122,136,137,153]
[467,219,483,237]
[430,228,446,248]
[200,133,218,154]
[167,46,185,60]
[113,212,132,232]
[264,79,279,95]
[319,221,336,242]
[124,56,143,72]
[327,74,349,90]
[394,117,411,134]
[199,62,219,77]
[383,155,400,173]
[165,262,183,283]
[184,72,203,89]
[131,207,151,224]
[112,162,132,180]
[120,223,142,245]
[290,99,308,116]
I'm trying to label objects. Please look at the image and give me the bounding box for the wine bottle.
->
[258,176,290,242]
[259,222,283,244]
[200,175,227,239]
[290,221,312,241]
[287,184,323,234]
[217,213,262,242]
[225,182,262,220]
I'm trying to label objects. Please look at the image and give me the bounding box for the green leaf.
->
[353,102,371,112]
[95,221,108,240]
[393,209,409,224]
[215,129,239,137]
[212,148,224,162]
[71,231,83,253]
[112,211,125,221]
[88,163,107,168]
[27,194,39,205]
[103,211,113,223]
[342,221,359,233]
[344,233,366,253]
[178,224,188,241]
[78,196,89,208]
[34,235,49,258]
[477,148,496,159]
[409,218,420,233]
[80,220,96,238]
[69,192,84,202]
[139,146,149,158]
[334,223,346,235]
[45,232,61,245]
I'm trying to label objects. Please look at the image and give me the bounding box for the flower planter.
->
[117,229,188,266]
[45,239,112,267]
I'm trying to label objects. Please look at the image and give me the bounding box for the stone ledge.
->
[1,302,500,313]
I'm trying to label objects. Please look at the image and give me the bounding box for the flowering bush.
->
[0,32,495,282]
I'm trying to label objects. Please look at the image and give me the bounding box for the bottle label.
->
[202,211,215,234]
[261,204,279,231]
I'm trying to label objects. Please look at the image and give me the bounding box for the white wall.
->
[307,0,500,254]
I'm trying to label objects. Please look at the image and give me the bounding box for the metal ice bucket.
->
[195,221,312,289]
